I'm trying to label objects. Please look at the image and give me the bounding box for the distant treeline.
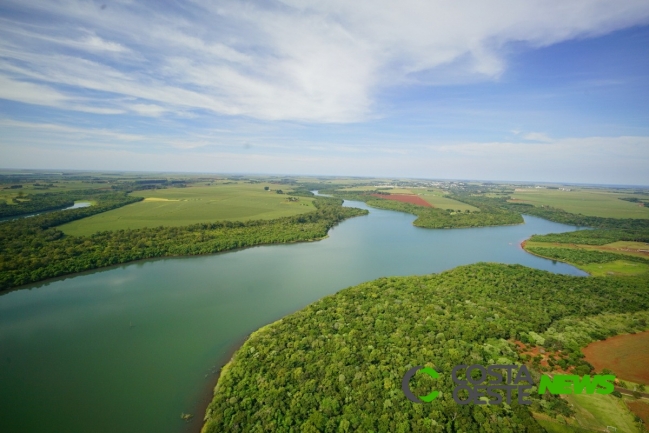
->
[0,190,102,218]
[528,228,649,245]
[505,202,649,230]
[202,263,649,433]
[0,197,366,290]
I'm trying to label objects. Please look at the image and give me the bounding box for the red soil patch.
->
[626,400,649,425]
[582,330,649,384]
[512,340,573,373]
[371,194,433,208]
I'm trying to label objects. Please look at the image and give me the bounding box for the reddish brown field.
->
[371,194,433,208]
[626,400,649,425]
[582,330,649,384]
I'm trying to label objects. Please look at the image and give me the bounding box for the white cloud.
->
[522,132,553,142]
[0,0,648,121]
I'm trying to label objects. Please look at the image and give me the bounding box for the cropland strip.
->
[582,330,649,384]
[370,193,432,207]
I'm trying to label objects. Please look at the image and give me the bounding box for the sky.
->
[0,0,648,185]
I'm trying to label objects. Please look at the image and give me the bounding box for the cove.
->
[0,200,587,433]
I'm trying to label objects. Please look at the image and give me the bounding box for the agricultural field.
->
[564,393,639,433]
[523,240,649,276]
[626,400,649,426]
[579,260,649,277]
[60,183,314,236]
[419,190,480,212]
[534,414,598,433]
[582,331,649,385]
[510,188,649,219]
[340,186,480,212]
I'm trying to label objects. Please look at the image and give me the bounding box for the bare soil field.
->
[626,400,649,425]
[371,193,433,207]
[582,330,649,384]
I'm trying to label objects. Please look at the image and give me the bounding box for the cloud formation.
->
[1,0,648,122]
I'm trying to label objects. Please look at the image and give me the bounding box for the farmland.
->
[564,393,639,433]
[582,331,649,385]
[510,188,649,219]
[60,183,314,236]
[340,186,480,212]
[419,190,480,212]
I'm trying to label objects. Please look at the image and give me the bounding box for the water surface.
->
[0,200,586,433]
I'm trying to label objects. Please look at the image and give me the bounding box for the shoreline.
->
[0,233,335,296]
[184,335,249,433]
[520,239,593,276]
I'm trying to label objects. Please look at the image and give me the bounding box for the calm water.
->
[0,200,586,433]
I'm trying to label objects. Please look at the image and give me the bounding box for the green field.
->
[340,186,481,212]
[535,415,596,433]
[565,393,639,433]
[419,190,480,211]
[510,188,649,219]
[580,260,649,277]
[524,240,649,276]
[60,183,314,236]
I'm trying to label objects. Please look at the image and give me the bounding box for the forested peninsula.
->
[330,190,523,229]
[202,263,649,433]
[0,196,366,290]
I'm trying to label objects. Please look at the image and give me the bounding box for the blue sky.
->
[0,0,648,185]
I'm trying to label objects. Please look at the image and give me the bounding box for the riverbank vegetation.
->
[0,197,366,290]
[202,263,649,433]
[523,228,649,276]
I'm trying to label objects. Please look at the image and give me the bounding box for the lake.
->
[0,199,586,433]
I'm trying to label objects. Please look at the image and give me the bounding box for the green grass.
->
[565,393,639,432]
[60,183,314,236]
[523,240,649,276]
[510,189,649,219]
[535,418,596,433]
[419,190,480,212]
[580,260,649,277]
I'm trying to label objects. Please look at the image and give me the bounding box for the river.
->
[0,199,587,433]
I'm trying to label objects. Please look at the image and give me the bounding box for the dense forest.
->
[202,263,649,433]
[528,228,649,245]
[0,197,366,290]
[332,191,523,229]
